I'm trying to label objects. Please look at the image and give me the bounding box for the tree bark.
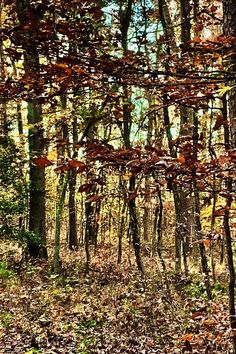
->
[68,115,78,250]
[223,0,236,148]
[119,0,144,274]
[16,0,47,258]
[223,2,236,351]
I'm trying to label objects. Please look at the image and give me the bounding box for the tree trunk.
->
[68,115,78,250]
[53,173,68,274]
[16,0,47,258]
[223,0,236,148]
[223,2,236,351]
[119,0,144,273]
[0,1,7,136]
[27,100,47,258]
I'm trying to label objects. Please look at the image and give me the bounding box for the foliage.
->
[0,137,27,232]
[0,0,236,352]
[0,261,15,279]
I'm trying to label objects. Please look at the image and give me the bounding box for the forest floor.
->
[0,241,233,354]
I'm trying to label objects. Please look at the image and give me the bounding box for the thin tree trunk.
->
[0,1,7,136]
[119,0,144,273]
[223,2,236,351]
[53,173,68,273]
[68,115,78,250]
[193,114,211,300]
[223,179,236,352]
[223,0,236,148]
[117,200,126,264]
[194,186,212,300]
[128,175,144,274]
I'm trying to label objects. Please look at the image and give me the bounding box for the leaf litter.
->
[0,242,233,353]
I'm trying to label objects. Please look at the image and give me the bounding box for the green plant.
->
[76,337,97,354]
[24,349,42,354]
[212,281,225,295]
[184,282,206,298]
[76,319,98,331]
[0,262,15,279]
[0,312,12,329]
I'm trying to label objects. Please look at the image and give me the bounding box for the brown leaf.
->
[54,164,70,173]
[86,194,103,203]
[179,334,194,342]
[210,5,217,13]
[202,318,218,326]
[213,115,227,131]
[32,156,53,168]
[67,159,85,168]
[213,206,230,217]
[78,183,93,193]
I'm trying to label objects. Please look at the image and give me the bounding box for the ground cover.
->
[0,242,233,353]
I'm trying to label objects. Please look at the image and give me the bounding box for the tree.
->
[223,1,236,351]
[15,0,48,258]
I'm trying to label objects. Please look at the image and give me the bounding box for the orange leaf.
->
[179,334,194,342]
[177,155,186,164]
[203,239,210,247]
[86,194,103,203]
[202,318,217,326]
[193,36,201,43]
[32,156,53,168]
[68,159,85,168]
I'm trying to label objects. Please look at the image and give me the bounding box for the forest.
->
[0,0,235,353]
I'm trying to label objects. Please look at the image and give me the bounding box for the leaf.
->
[195,24,203,32]
[68,159,85,168]
[76,165,87,173]
[179,334,194,342]
[229,151,236,159]
[203,239,210,247]
[210,5,217,13]
[54,164,70,173]
[213,115,227,131]
[78,183,93,193]
[56,139,70,147]
[32,156,53,168]
[85,194,103,203]
[124,172,132,181]
[193,36,201,43]
[202,318,218,326]
[176,155,185,164]
[214,206,230,217]
[146,338,155,348]
[128,192,137,200]
[215,85,236,97]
